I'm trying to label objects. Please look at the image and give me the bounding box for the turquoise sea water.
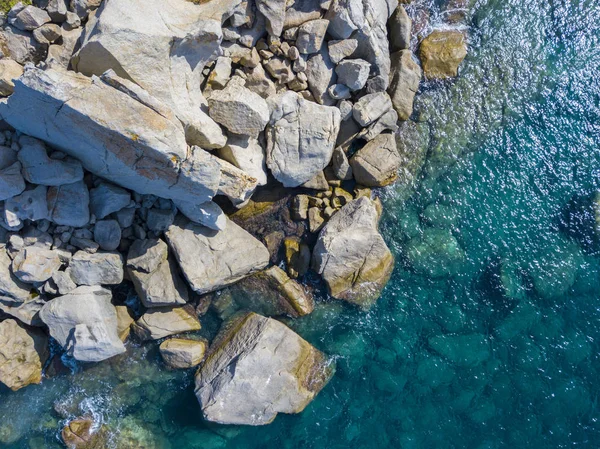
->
[2,0,600,447]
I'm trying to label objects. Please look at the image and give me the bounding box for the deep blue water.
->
[2,0,600,447]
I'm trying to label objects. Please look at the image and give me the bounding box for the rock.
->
[350,133,401,187]
[18,136,83,186]
[352,91,393,126]
[328,83,351,100]
[0,59,23,96]
[89,183,131,220]
[45,26,83,68]
[12,246,62,283]
[126,239,189,308]
[405,228,466,278]
[69,251,124,286]
[0,66,250,205]
[306,48,337,105]
[9,5,51,31]
[51,271,77,295]
[229,266,314,317]
[266,91,341,187]
[46,0,68,22]
[0,147,17,171]
[146,208,176,233]
[336,59,371,91]
[389,4,411,51]
[255,0,286,36]
[3,185,48,227]
[388,50,421,120]
[115,305,133,341]
[32,23,62,45]
[332,146,353,180]
[218,134,268,186]
[284,0,323,28]
[61,418,108,449]
[328,39,358,64]
[283,236,310,278]
[296,19,329,54]
[308,206,325,233]
[244,64,277,98]
[0,298,45,327]
[0,25,47,65]
[312,197,394,306]
[195,312,333,425]
[39,285,126,362]
[419,30,468,79]
[301,170,329,190]
[0,162,26,201]
[132,306,201,341]
[159,338,207,369]
[93,220,121,251]
[174,199,227,231]
[360,108,399,141]
[165,217,270,295]
[429,334,490,368]
[47,180,90,227]
[263,57,295,83]
[291,195,309,221]
[205,56,232,92]
[208,82,270,138]
[0,319,48,391]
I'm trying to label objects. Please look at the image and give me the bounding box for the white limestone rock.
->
[18,136,84,186]
[255,0,286,36]
[9,5,51,31]
[12,246,62,283]
[0,162,26,201]
[350,133,400,187]
[132,306,201,341]
[388,49,422,120]
[4,185,48,228]
[0,248,32,304]
[306,47,337,105]
[327,38,358,64]
[0,59,24,97]
[295,19,329,54]
[336,59,371,91]
[173,200,227,231]
[218,134,268,186]
[352,91,393,126]
[69,250,124,286]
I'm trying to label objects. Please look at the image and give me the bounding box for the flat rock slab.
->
[195,312,333,425]
[69,251,124,286]
[12,246,62,283]
[350,133,401,187]
[165,217,270,295]
[159,338,207,369]
[132,306,201,341]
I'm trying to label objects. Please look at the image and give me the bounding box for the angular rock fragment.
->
[0,298,45,327]
[306,47,337,105]
[327,38,358,64]
[0,24,47,65]
[159,338,207,369]
[195,312,333,425]
[12,246,62,283]
[39,285,126,362]
[336,59,371,91]
[165,217,270,295]
[389,4,411,51]
[47,180,90,227]
[218,134,268,186]
[69,251,124,286]
[146,208,176,233]
[388,50,421,120]
[0,59,24,96]
[132,306,201,341]
[33,23,62,45]
[332,146,353,180]
[350,133,401,187]
[173,200,227,231]
[126,239,189,308]
[284,0,323,28]
[352,91,393,126]
[18,136,84,186]
[93,219,121,251]
[419,30,468,79]
[312,197,394,306]
[89,183,131,220]
[264,57,295,83]
[266,91,341,187]
[4,185,48,227]
[256,0,286,36]
[9,5,51,31]
[0,162,26,201]
[296,19,329,54]
[0,319,48,391]
[283,236,311,278]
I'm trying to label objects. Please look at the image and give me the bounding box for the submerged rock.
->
[419,30,468,79]
[159,338,207,369]
[405,228,466,278]
[312,197,394,306]
[195,312,333,425]
[0,319,48,391]
[429,334,490,368]
[132,306,201,341]
[61,417,109,449]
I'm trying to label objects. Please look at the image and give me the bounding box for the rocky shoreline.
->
[0,0,469,444]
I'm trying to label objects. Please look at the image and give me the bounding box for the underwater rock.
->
[312,197,394,306]
[61,417,109,449]
[429,333,490,368]
[159,338,207,369]
[0,319,48,391]
[132,306,201,341]
[405,228,466,278]
[195,312,333,425]
[419,30,468,79]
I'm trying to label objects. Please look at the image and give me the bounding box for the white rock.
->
[349,133,401,187]
[132,306,201,340]
[306,48,337,105]
[47,180,90,227]
[266,91,341,187]
[352,91,393,126]
[332,146,353,180]
[218,134,268,186]
[388,49,422,120]
[296,19,329,54]
[327,39,358,64]
[0,59,24,97]
[389,4,411,51]
[336,59,371,91]
[255,0,286,36]
[18,136,84,186]
[69,251,124,286]
[70,0,102,19]
[89,183,131,220]
[12,246,62,283]
[0,25,46,65]
[174,200,227,231]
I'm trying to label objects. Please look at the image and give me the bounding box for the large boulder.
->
[312,197,394,306]
[12,246,62,283]
[350,133,401,187]
[195,312,334,425]
[69,251,124,286]
[0,319,48,391]
[266,91,341,187]
[132,306,201,340]
[0,66,255,205]
[126,239,189,308]
[419,30,468,79]
[388,50,422,120]
[165,217,270,295]
[39,286,126,362]
[71,0,243,148]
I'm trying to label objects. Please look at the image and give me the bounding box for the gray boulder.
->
[132,306,201,340]
[328,38,358,64]
[335,59,371,91]
[89,182,131,220]
[195,312,333,425]
[39,285,126,362]
[159,338,207,369]
[69,251,124,286]
[47,180,90,227]
[165,217,270,295]
[0,248,32,304]
[12,246,62,283]
[218,134,268,187]
[0,25,47,65]
[0,162,26,201]
[389,4,411,51]
[0,298,45,327]
[296,19,329,54]
[127,239,189,308]
[312,197,394,306]
[306,48,337,105]
[146,208,176,233]
[9,5,51,31]
[266,91,341,187]
[93,219,121,251]
[350,133,401,187]
[18,136,84,186]
[352,91,393,126]
[256,0,286,36]
[173,200,227,231]
[4,185,48,227]
[388,50,421,120]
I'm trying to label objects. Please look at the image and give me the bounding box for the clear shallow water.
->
[2,0,600,447]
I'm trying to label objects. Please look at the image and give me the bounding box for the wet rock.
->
[12,246,61,283]
[165,217,270,295]
[266,91,341,187]
[126,239,189,308]
[195,312,333,425]
[0,319,48,391]
[89,183,131,220]
[0,162,26,201]
[159,338,207,369]
[283,236,311,278]
[328,38,358,64]
[296,19,329,54]
[47,180,90,227]
[336,59,371,91]
[388,4,411,51]
[389,50,421,120]
[419,30,468,79]
[306,48,337,105]
[115,305,134,341]
[312,197,394,306]
[352,91,393,126]
[0,59,23,96]
[4,185,48,227]
[18,136,83,186]
[218,134,268,186]
[429,334,490,368]
[61,417,108,449]
[39,286,126,362]
[9,5,51,31]
[69,251,124,286]
[208,83,270,138]
[405,228,466,278]
[132,306,201,341]
[350,133,401,187]
[93,219,121,251]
